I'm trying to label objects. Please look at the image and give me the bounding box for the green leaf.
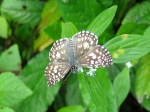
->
[14,50,60,112]
[57,0,104,30]
[96,0,113,6]
[113,67,130,107]
[0,72,32,108]
[44,22,61,40]
[0,44,21,72]
[57,105,85,112]
[78,68,117,112]
[104,34,150,63]
[116,22,148,36]
[141,98,150,111]
[1,0,44,25]
[65,75,84,106]
[61,22,78,38]
[134,53,150,103]
[34,0,60,51]
[122,1,150,25]
[0,16,9,39]
[78,73,98,112]
[0,107,15,112]
[143,26,150,38]
[87,5,117,37]
[40,0,60,27]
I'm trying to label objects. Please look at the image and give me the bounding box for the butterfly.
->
[45,31,113,86]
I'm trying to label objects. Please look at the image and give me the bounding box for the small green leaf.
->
[0,16,9,39]
[134,53,150,103]
[0,72,32,108]
[104,34,150,63]
[14,50,60,112]
[87,5,117,37]
[0,44,22,72]
[0,107,15,112]
[1,0,44,25]
[122,1,150,24]
[61,22,78,38]
[113,67,130,107]
[57,105,85,112]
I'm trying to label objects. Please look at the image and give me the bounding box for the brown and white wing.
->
[45,62,71,86]
[50,38,69,62]
[72,31,98,58]
[77,45,113,68]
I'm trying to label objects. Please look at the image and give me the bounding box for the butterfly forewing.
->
[73,31,98,58]
[50,38,69,62]
[45,62,71,86]
[78,45,113,68]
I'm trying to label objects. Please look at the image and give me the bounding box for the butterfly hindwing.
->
[45,62,71,86]
[78,45,113,68]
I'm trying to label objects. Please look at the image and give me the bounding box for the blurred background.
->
[0,0,150,112]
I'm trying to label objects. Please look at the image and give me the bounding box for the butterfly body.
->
[45,31,113,86]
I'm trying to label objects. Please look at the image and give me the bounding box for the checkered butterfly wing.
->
[78,45,113,68]
[50,38,69,62]
[45,62,70,86]
[72,31,98,58]
[45,38,71,86]
[73,31,113,68]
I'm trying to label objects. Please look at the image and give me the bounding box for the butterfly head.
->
[71,65,78,74]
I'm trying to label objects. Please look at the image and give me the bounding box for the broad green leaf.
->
[57,0,104,30]
[87,6,117,37]
[0,44,21,72]
[78,73,98,112]
[143,26,150,38]
[78,68,117,112]
[14,50,60,112]
[57,105,85,112]
[1,0,44,25]
[104,34,150,63]
[113,67,130,107]
[116,22,148,36]
[84,75,107,112]
[65,75,84,106]
[0,72,32,108]
[134,53,150,103]
[44,22,61,40]
[0,16,10,39]
[122,1,150,25]
[0,107,15,112]
[61,22,78,38]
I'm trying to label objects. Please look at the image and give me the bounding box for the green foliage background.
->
[0,0,150,112]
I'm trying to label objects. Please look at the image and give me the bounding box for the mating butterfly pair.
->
[45,31,113,86]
